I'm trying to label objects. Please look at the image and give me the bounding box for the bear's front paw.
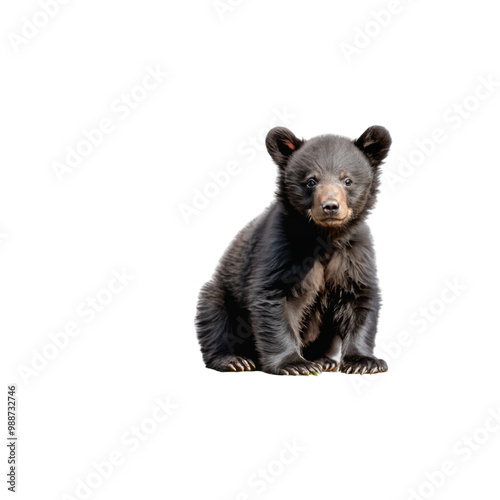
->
[273,359,323,376]
[338,356,387,375]
[312,357,338,372]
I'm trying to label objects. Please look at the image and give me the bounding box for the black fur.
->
[196,126,392,375]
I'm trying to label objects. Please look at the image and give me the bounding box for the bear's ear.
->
[354,125,392,167]
[266,127,304,168]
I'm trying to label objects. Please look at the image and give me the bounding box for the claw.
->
[241,359,251,371]
[229,363,236,372]
[345,366,352,374]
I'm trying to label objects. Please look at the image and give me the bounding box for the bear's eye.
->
[344,178,353,187]
[306,178,317,188]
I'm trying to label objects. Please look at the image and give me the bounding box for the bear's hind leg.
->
[196,283,257,372]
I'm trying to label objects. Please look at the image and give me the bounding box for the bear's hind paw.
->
[207,355,257,372]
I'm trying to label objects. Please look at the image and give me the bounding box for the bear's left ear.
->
[266,127,304,169]
[354,125,392,167]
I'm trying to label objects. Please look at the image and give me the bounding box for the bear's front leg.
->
[250,294,323,376]
[336,291,388,375]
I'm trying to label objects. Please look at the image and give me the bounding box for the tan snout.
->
[311,184,351,226]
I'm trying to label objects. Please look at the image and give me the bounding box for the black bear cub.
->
[196,125,391,375]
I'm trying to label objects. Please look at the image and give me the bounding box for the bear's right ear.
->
[266,127,304,168]
[354,125,392,167]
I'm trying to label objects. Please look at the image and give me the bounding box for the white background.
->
[1,1,500,499]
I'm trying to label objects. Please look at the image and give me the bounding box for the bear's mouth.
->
[318,216,348,226]
[309,208,353,228]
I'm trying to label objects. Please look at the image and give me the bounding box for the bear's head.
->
[266,126,391,231]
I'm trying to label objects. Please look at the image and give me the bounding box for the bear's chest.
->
[324,251,354,290]
[290,251,355,298]
[284,253,355,340]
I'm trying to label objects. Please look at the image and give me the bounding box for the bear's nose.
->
[322,200,339,215]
